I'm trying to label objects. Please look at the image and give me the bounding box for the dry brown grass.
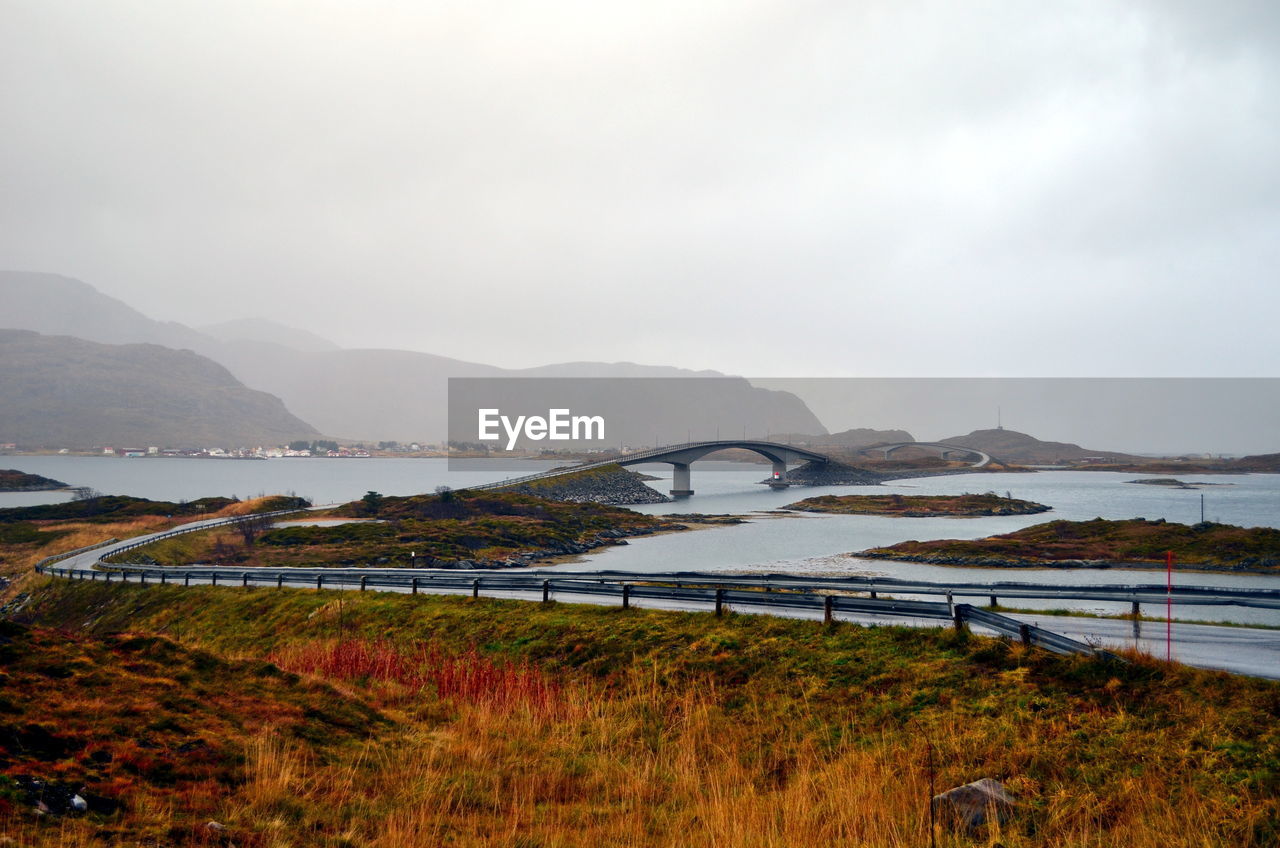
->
[216,667,1268,848]
[6,581,1277,846]
[0,516,171,582]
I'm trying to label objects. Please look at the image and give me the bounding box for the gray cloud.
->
[1,1,1276,376]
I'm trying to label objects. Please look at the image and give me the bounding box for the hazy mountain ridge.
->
[198,318,342,353]
[0,272,827,442]
[777,428,916,447]
[0,329,319,447]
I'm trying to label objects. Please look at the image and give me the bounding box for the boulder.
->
[931,778,1018,830]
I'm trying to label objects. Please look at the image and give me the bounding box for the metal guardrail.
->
[33,537,119,571]
[430,569,1280,611]
[97,509,308,564]
[37,506,1276,662]
[960,605,1107,656]
[40,561,1115,659]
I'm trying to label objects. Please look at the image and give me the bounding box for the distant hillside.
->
[1232,452,1280,473]
[938,428,1137,464]
[2,272,827,442]
[777,428,915,448]
[0,271,214,351]
[198,318,341,353]
[0,330,319,448]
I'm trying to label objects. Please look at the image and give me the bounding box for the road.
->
[40,513,1280,680]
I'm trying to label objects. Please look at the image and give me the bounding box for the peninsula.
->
[858,517,1280,573]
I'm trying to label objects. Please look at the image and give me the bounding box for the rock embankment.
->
[497,464,670,505]
[774,461,885,486]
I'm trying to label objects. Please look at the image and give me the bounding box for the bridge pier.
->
[766,461,789,489]
[670,463,694,497]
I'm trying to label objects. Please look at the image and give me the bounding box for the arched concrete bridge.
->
[473,440,831,497]
[858,442,993,468]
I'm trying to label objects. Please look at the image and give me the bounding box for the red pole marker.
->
[1166,550,1173,662]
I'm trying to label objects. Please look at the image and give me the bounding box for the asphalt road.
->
[44,515,1280,680]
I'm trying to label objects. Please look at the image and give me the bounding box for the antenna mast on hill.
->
[997,406,1003,430]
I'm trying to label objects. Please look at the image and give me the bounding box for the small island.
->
[781,492,1051,517]
[115,489,680,570]
[0,469,68,491]
[1126,478,1232,490]
[857,517,1280,573]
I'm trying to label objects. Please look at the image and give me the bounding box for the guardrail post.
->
[542,579,551,603]
[105,571,112,583]
[183,573,190,587]
[160,572,167,585]
[242,572,250,588]
[1019,624,1032,646]
[823,594,834,625]
[90,571,97,582]
[946,591,954,616]
[277,574,284,589]
[316,574,323,591]
[952,603,967,634]
[622,583,631,610]
[989,594,998,608]
[360,575,367,592]
[715,588,724,617]
[411,577,419,595]
[472,578,480,598]
[211,573,218,587]
[1131,601,1140,617]
[869,583,877,600]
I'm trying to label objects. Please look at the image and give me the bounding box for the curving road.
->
[37,511,1280,680]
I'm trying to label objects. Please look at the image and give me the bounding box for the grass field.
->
[1,577,1276,846]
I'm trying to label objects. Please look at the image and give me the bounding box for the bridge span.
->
[858,442,993,468]
[473,439,831,496]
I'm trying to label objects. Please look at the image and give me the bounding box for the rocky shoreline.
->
[854,551,1280,575]
[782,493,1050,517]
[0,469,69,492]
[495,464,669,505]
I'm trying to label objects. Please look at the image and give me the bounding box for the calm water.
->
[0,456,564,506]
[4,456,1279,624]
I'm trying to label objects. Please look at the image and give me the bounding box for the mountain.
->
[774,428,916,447]
[0,329,319,448]
[938,428,1136,464]
[0,271,214,352]
[198,318,340,353]
[1,272,827,443]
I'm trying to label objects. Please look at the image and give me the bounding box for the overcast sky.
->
[2,1,1277,376]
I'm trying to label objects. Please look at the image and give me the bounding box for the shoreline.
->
[852,552,1280,577]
